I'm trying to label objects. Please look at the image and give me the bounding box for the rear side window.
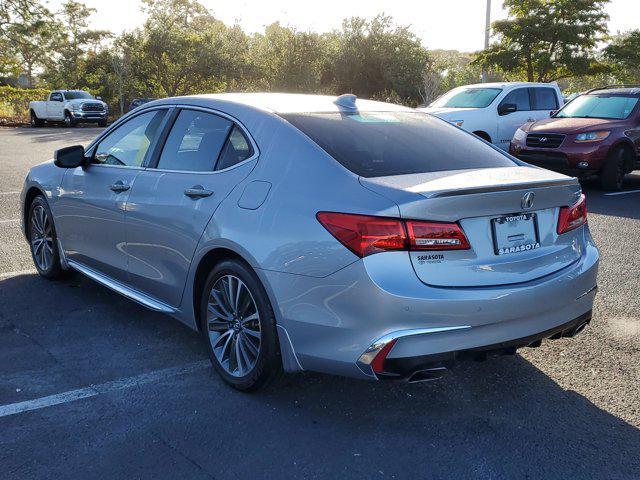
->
[532,88,558,110]
[158,110,232,172]
[216,126,254,171]
[500,88,531,111]
[281,112,516,178]
[50,92,62,102]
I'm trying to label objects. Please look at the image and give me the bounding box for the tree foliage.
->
[604,30,640,83]
[474,0,610,82]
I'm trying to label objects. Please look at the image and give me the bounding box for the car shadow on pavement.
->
[581,173,640,221]
[13,126,105,144]
[1,272,639,479]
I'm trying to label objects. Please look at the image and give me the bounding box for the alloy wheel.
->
[30,205,54,271]
[206,275,262,377]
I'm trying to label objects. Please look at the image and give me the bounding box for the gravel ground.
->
[0,126,638,480]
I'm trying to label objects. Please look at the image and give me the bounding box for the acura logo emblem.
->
[522,191,535,210]
[539,137,548,142]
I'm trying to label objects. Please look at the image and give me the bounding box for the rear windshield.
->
[430,88,502,108]
[555,94,639,120]
[281,111,516,178]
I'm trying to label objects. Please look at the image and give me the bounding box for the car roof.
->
[587,87,640,96]
[152,92,415,114]
[456,82,557,89]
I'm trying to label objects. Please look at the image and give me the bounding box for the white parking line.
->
[604,189,640,196]
[0,360,210,418]
[0,191,20,196]
[0,269,37,279]
[0,218,19,224]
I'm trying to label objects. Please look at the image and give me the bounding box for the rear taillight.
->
[557,194,587,234]
[406,220,471,250]
[317,212,470,258]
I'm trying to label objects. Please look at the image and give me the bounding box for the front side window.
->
[157,110,232,172]
[500,88,531,111]
[555,94,640,120]
[532,88,558,110]
[94,110,167,167]
[430,87,502,108]
[281,111,516,178]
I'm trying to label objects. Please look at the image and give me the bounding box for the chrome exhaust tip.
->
[407,367,447,383]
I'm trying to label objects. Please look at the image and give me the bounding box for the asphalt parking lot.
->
[0,126,639,480]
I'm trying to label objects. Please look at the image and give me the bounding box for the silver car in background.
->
[21,93,599,390]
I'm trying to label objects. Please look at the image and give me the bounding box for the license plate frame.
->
[491,212,540,256]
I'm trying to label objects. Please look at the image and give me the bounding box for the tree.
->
[0,0,54,83]
[42,0,110,88]
[604,30,640,83]
[474,0,609,82]
[330,15,430,105]
[248,23,331,92]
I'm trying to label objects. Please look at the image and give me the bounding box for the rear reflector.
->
[370,338,397,374]
[317,212,470,258]
[557,194,587,234]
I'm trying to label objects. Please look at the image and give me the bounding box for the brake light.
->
[316,212,470,258]
[406,220,471,250]
[557,194,587,234]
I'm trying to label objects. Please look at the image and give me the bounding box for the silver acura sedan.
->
[21,93,599,390]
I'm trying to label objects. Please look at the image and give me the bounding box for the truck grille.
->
[525,133,565,149]
[81,103,104,112]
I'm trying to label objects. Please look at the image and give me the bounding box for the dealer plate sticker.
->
[491,213,540,256]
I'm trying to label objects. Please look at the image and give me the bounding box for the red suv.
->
[510,85,640,190]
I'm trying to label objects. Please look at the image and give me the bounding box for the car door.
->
[47,92,64,120]
[56,108,169,282]
[530,87,560,123]
[496,87,535,150]
[125,107,258,307]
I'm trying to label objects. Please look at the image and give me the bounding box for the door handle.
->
[184,186,213,198]
[110,181,130,193]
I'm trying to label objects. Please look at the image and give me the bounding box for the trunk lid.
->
[360,166,584,287]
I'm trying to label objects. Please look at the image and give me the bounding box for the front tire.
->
[63,111,77,128]
[200,259,282,391]
[28,196,65,279]
[600,146,627,191]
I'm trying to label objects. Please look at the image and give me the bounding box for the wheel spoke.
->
[243,326,261,340]
[206,274,262,378]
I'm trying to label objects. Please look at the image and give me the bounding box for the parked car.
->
[128,97,157,112]
[21,93,599,390]
[29,90,108,127]
[421,82,564,150]
[510,85,640,191]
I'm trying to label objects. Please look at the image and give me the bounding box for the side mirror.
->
[96,96,102,101]
[54,145,86,168]
[498,103,518,115]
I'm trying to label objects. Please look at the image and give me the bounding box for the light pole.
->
[482,0,491,83]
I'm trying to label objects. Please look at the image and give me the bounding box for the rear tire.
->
[30,110,44,127]
[200,259,282,391]
[600,146,627,191]
[28,196,65,279]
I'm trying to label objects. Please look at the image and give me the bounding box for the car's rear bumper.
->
[263,228,599,380]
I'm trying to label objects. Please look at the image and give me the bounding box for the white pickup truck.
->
[420,82,564,150]
[29,90,108,127]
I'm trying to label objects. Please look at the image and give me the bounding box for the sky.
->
[47,0,639,52]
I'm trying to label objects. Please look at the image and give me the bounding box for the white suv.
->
[420,82,563,150]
